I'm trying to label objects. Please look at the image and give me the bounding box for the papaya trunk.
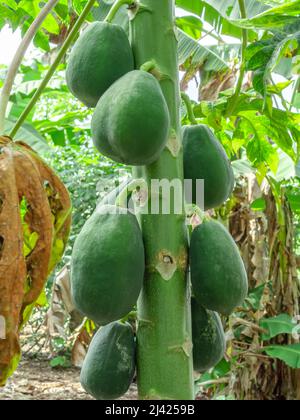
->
[130,0,194,400]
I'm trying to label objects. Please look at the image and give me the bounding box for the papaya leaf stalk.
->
[130,0,194,400]
[0,0,59,133]
[181,92,197,125]
[226,0,248,117]
[105,0,136,23]
[9,0,98,139]
[9,0,137,138]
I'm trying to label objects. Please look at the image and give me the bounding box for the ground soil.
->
[0,356,138,401]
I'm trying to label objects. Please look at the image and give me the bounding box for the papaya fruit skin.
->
[71,205,145,325]
[80,322,136,400]
[92,70,170,165]
[66,22,134,107]
[183,125,234,210]
[191,298,225,373]
[190,220,248,316]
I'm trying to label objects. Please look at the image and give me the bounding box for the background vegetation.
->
[1,0,300,400]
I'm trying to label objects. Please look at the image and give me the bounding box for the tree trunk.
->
[129,0,194,400]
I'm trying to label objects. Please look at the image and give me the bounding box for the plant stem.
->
[0,0,60,134]
[130,0,194,400]
[181,92,197,125]
[233,317,267,334]
[271,76,290,112]
[105,0,136,23]
[226,0,248,117]
[199,27,224,44]
[9,0,97,139]
[290,76,299,111]
[198,378,229,387]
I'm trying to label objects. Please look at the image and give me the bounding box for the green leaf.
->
[50,356,71,368]
[0,352,21,387]
[4,0,18,10]
[266,80,293,94]
[276,150,296,181]
[92,0,129,30]
[287,190,300,213]
[250,197,266,211]
[49,130,66,146]
[42,12,60,35]
[260,314,298,340]
[176,15,203,39]
[4,119,51,155]
[35,289,48,307]
[176,0,268,40]
[230,1,300,29]
[239,111,280,173]
[293,92,300,109]
[34,29,51,52]
[245,284,267,311]
[178,29,228,72]
[263,344,300,368]
[246,30,300,96]
[231,159,255,176]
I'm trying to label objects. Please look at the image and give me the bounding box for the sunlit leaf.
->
[176,15,203,39]
[4,119,51,155]
[263,344,300,368]
[260,314,298,340]
[251,197,267,211]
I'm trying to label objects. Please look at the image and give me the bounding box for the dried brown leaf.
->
[0,146,26,386]
[16,143,71,271]
[13,150,53,308]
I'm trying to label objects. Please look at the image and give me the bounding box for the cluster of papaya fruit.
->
[66,22,170,166]
[67,20,248,400]
[183,126,248,373]
[0,136,71,386]
[67,20,168,400]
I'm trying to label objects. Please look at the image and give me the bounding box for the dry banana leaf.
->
[0,147,26,386]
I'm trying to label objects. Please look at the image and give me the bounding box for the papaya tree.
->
[65,0,248,400]
[1,0,300,401]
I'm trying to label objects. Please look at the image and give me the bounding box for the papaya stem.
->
[115,178,148,208]
[140,60,157,73]
[185,204,205,220]
[181,92,197,125]
[9,0,97,139]
[105,0,137,23]
[0,0,59,134]
[130,0,194,400]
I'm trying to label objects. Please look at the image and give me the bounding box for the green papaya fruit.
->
[183,125,234,210]
[92,70,170,165]
[66,22,134,107]
[190,220,248,315]
[71,205,145,325]
[80,321,136,400]
[191,298,226,373]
